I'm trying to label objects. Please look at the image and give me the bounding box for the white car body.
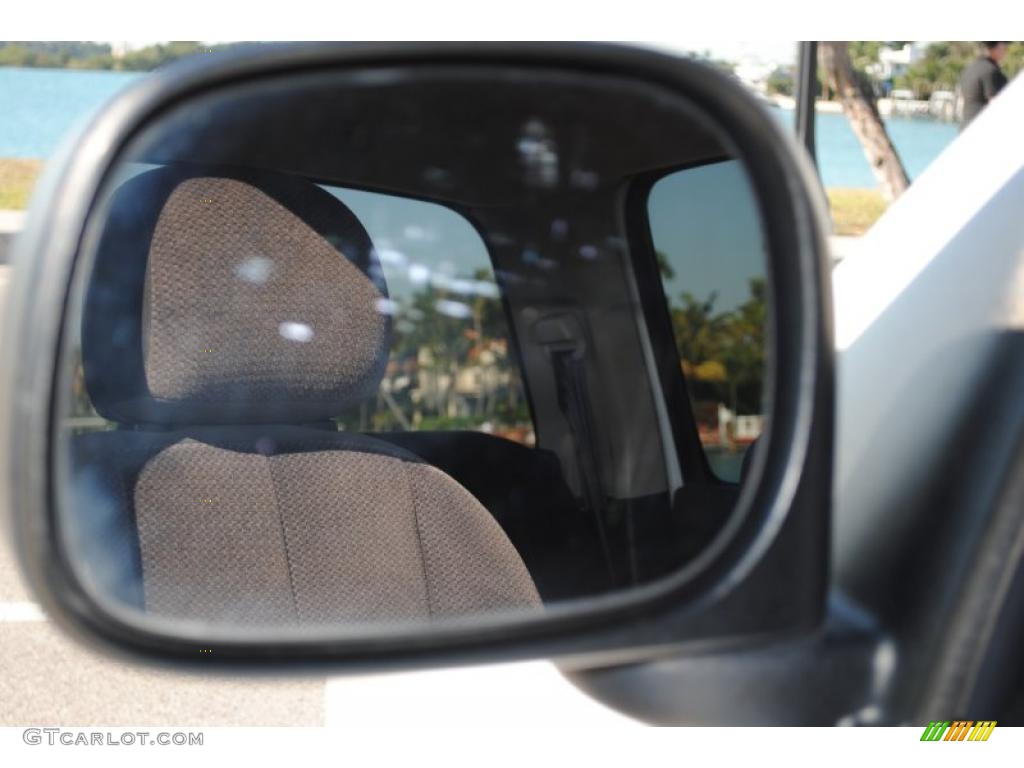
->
[323,75,1024,727]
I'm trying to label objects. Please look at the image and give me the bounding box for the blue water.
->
[0,67,142,159]
[777,109,958,188]
[0,67,958,189]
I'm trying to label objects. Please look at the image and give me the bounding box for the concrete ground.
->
[0,541,325,726]
[0,211,25,265]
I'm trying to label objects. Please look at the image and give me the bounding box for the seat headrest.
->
[82,165,390,426]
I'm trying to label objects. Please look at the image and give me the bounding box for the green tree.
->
[1005,42,1024,79]
[895,42,1024,99]
[669,290,725,380]
[0,41,233,71]
[765,66,795,97]
[0,41,111,68]
[718,278,767,414]
[666,277,767,415]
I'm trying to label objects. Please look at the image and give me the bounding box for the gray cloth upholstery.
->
[84,165,389,426]
[74,166,541,625]
[143,177,389,411]
[133,435,539,624]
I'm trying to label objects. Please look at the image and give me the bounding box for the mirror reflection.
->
[57,65,768,632]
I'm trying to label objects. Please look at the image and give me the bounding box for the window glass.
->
[647,160,767,481]
[325,187,533,444]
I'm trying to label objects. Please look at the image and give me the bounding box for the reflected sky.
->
[648,159,767,312]
[326,186,497,305]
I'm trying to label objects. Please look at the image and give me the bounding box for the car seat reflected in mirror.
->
[55,63,769,634]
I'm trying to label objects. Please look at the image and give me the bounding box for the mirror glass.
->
[55,63,769,636]
[648,160,767,482]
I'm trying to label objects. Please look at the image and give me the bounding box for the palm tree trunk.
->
[820,42,910,202]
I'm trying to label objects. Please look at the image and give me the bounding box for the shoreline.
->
[770,95,844,114]
[768,94,957,122]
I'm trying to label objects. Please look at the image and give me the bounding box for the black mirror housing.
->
[1,42,833,672]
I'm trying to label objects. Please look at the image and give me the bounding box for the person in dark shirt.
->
[959,42,1009,129]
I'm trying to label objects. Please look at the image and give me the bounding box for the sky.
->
[648,159,766,314]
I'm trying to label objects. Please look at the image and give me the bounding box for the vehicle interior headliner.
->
[130,65,731,206]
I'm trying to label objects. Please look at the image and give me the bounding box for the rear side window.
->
[325,186,533,444]
[647,160,767,481]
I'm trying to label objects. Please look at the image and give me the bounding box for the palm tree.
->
[820,42,910,202]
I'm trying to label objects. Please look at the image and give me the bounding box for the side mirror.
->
[1,43,832,673]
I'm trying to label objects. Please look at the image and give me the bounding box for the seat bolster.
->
[71,427,540,624]
[407,462,541,617]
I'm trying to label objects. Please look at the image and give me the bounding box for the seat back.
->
[71,166,539,625]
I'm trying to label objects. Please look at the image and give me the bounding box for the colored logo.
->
[920,721,996,741]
